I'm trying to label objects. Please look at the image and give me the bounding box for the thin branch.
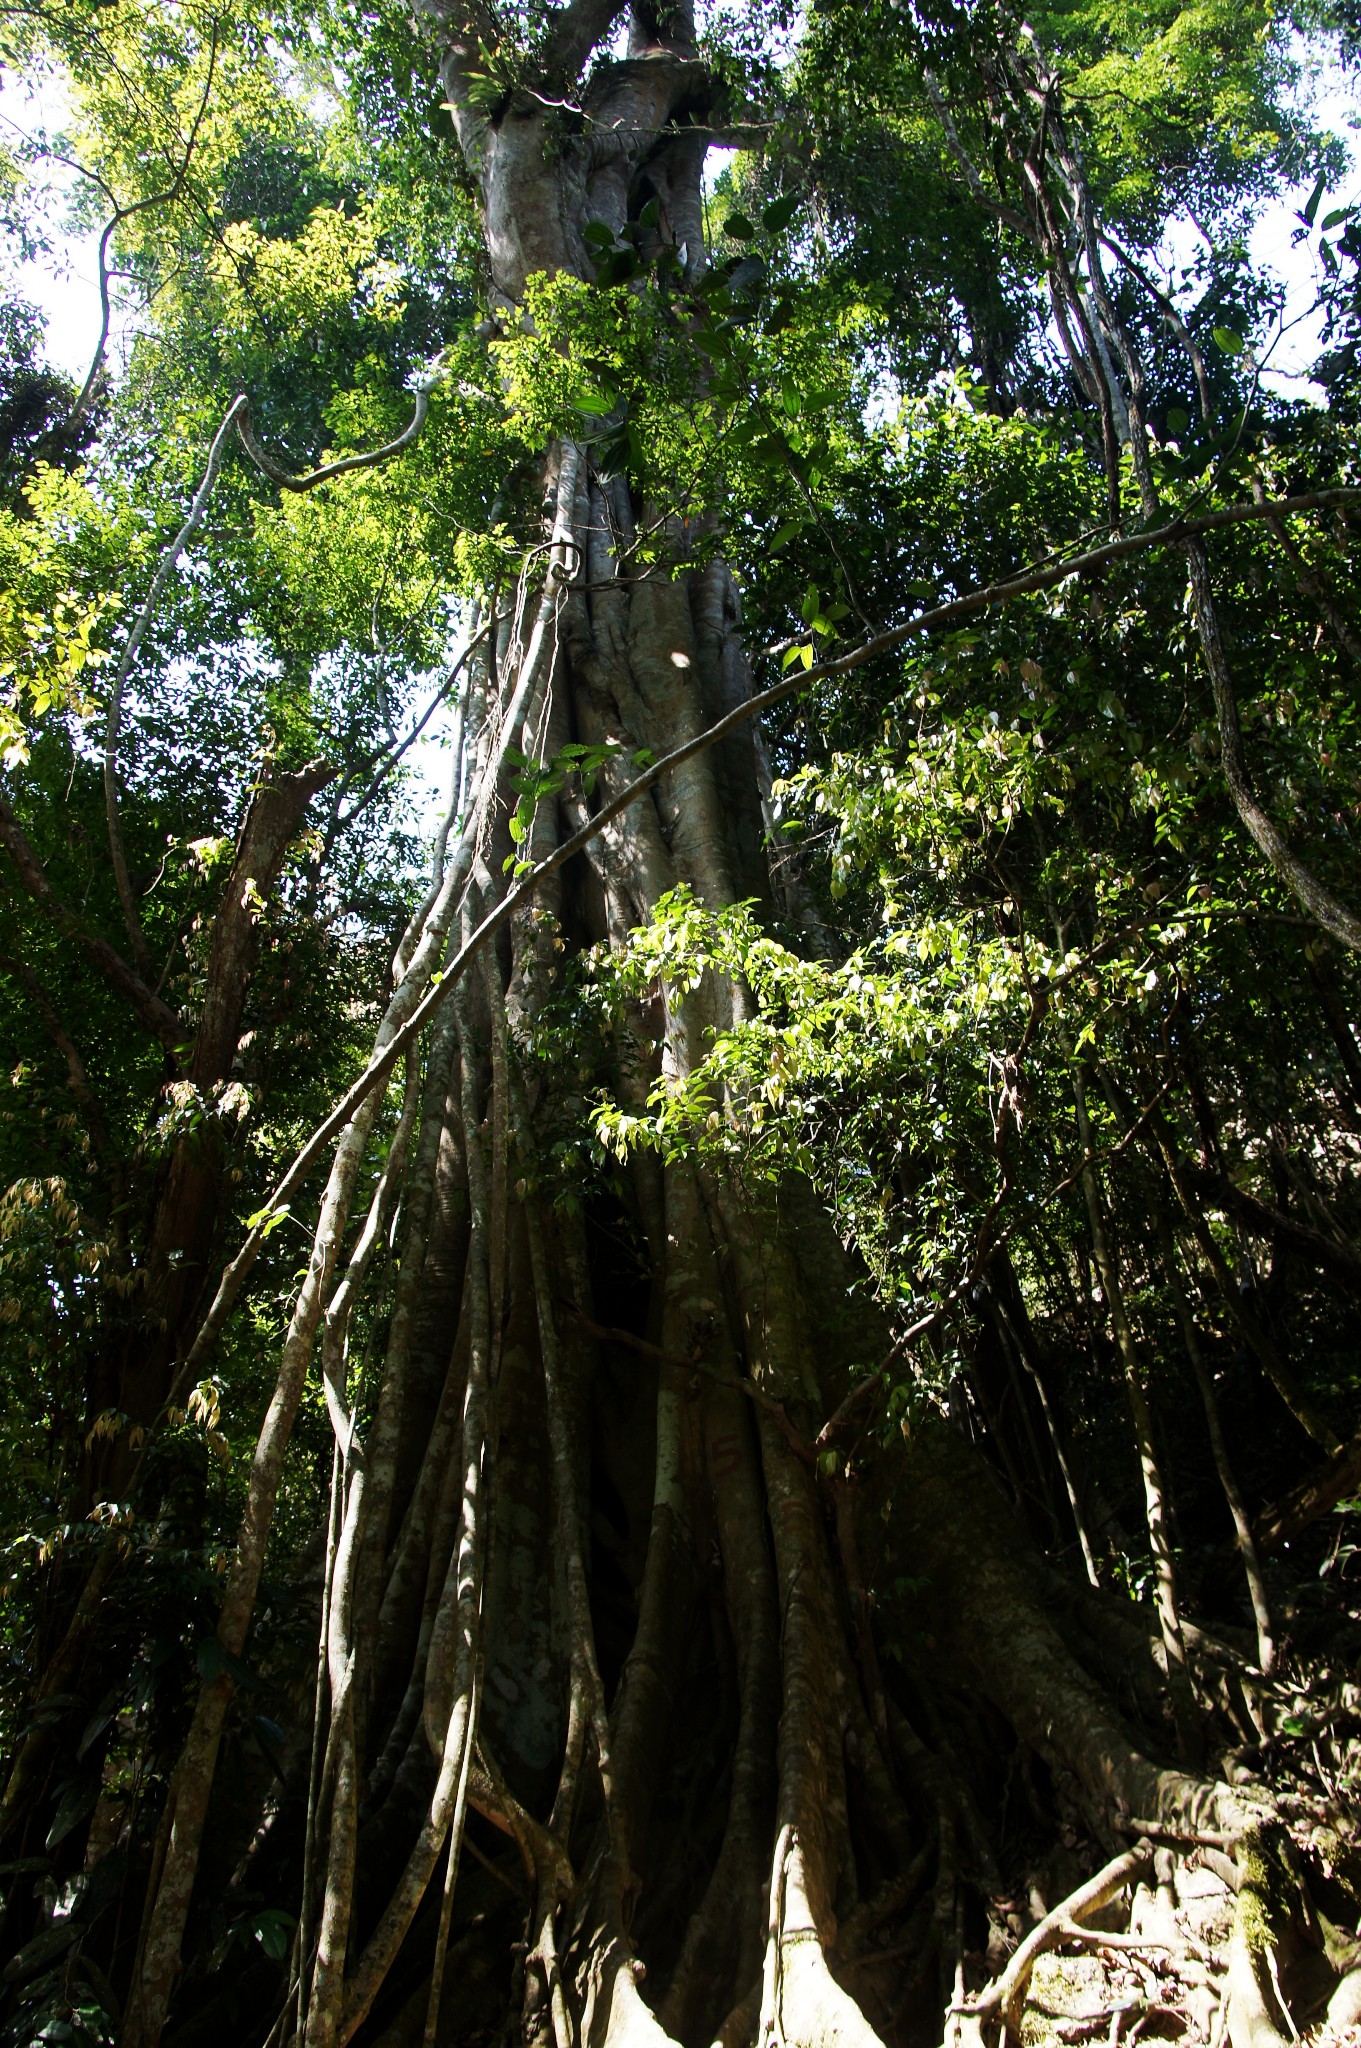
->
[104,395,248,974]
[763,484,1361,663]
[969,1843,1154,2031]
[1098,229,1213,425]
[1112,1819,1232,1850]
[234,386,434,494]
[335,624,492,830]
[922,69,1031,238]
[1248,475,1361,668]
[66,20,220,435]
[101,368,431,972]
[1187,538,1361,952]
[0,951,117,1170]
[1187,1161,1361,1291]
[0,796,183,1054]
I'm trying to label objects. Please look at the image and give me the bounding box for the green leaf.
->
[762,193,798,232]
[46,1778,98,1851]
[463,71,504,112]
[594,249,638,287]
[196,1637,228,1682]
[1212,326,1245,355]
[1321,206,1353,232]
[722,212,756,240]
[246,1202,291,1237]
[76,1710,113,1761]
[1166,406,1190,435]
[728,255,767,296]
[593,424,632,477]
[251,1908,296,1962]
[1301,171,1327,226]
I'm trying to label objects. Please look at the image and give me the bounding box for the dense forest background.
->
[1,4,1361,2048]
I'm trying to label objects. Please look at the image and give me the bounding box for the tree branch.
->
[104,395,249,976]
[543,0,629,79]
[0,950,117,1168]
[1186,538,1361,953]
[0,795,183,1054]
[66,21,220,436]
[234,386,434,493]
[190,757,335,1087]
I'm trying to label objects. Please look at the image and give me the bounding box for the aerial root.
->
[1221,1828,1303,2048]
[967,1842,1157,2038]
[577,1929,686,2048]
[941,1805,1361,2048]
[753,1831,890,2048]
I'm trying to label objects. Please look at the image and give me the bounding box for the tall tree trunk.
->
[114,17,1332,2048]
[125,14,898,2045]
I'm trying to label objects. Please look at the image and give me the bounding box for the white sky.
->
[0,68,115,384]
